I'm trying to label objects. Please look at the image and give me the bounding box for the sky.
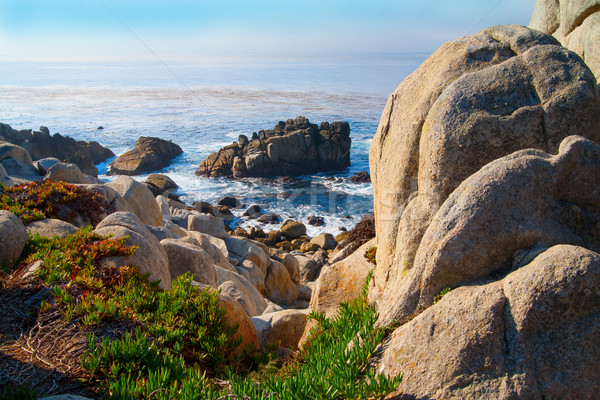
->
[0,0,538,61]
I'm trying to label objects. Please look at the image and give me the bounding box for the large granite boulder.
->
[108,136,183,176]
[376,136,600,325]
[107,176,162,226]
[196,117,351,178]
[43,162,98,184]
[160,238,218,287]
[252,309,309,351]
[376,245,600,399]
[0,210,28,268]
[94,212,171,289]
[216,266,268,317]
[4,125,115,177]
[218,292,260,352]
[26,218,79,239]
[530,0,600,81]
[369,25,600,306]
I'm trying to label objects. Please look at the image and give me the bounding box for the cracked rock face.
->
[369,25,600,308]
[530,0,600,81]
[195,116,351,178]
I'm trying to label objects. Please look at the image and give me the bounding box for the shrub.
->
[0,180,112,225]
[337,213,375,256]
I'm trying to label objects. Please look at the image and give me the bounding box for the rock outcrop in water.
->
[530,0,600,81]
[196,116,351,178]
[0,123,114,177]
[108,136,183,176]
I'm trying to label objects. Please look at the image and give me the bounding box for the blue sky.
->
[0,0,537,60]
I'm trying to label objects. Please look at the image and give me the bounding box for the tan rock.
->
[310,233,337,250]
[188,213,227,238]
[218,292,259,352]
[280,219,306,239]
[309,238,375,319]
[107,176,162,226]
[94,212,171,289]
[294,254,320,283]
[108,136,183,176]
[252,309,309,350]
[43,162,97,184]
[224,236,270,274]
[235,259,266,294]
[369,25,600,306]
[300,242,320,253]
[160,238,218,287]
[216,267,267,316]
[264,259,299,305]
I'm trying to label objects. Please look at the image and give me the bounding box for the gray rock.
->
[0,210,27,268]
[188,213,227,238]
[94,212,171,289]
[530,0,600,80]
[161,238,218,287]
[26,218,78,239]
[375,245,600,399]
[44,162,98,184]
[376,136,600,325]
[369,25,600,309]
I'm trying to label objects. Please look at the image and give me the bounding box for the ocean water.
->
[0,53,426,236]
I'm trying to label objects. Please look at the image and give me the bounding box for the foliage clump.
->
[0,180,112,225]
[337,213,376,255]
[365,246,377,265]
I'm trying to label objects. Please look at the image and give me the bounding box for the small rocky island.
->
[196,116,351,178]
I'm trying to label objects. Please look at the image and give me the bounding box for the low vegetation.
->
[1,190,400,399]
[0,180,112,225]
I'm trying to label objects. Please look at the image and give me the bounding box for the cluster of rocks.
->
[0,123,114,177]
[196,116,351,178]
[0,136,350,354]
[304,22,600,399]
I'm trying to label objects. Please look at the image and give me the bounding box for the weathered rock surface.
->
[108,136,183,176]
[0,141,41,181]
[310,233,337,250]
[264,259,299,306]
[0,124,114,177]
[143,173,178,196]
[107,176,162,226]
[280,220,306,240]
[218,292,260,351]
[94,212,171,289]
[216,266,268,317]
[376,136,600,325]
[530,0,600,80]
[43,162,98,184]
[369,25,600,307]
[26,218,79,239]
[0,210,28,268]
[309,239,375,319]
[188,213,227,238]
[377,245,600,399]
[161,238,218,287]
[252,309,309,350]
[196,117,351,178]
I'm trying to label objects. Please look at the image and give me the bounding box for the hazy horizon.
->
[1,0,537,62]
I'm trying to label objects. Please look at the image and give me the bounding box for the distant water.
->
[0,53,426,236]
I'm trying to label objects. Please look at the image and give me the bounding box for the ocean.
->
[0,53,427,236]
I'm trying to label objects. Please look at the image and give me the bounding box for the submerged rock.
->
[196,116,351,178]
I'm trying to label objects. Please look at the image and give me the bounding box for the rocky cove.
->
[2,2,600,399]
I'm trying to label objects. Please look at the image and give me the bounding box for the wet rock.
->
[349,170,371,183]
[307,215,325,226]
[280,219,306,239]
